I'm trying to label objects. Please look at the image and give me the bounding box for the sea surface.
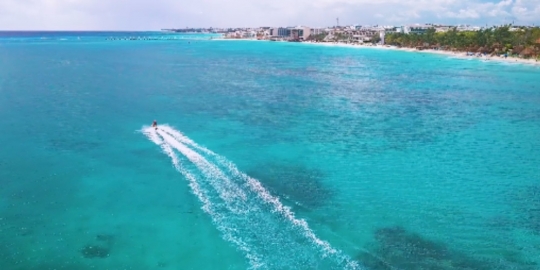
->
[1,31,540,270]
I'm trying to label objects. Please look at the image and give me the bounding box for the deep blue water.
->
[1,32,540,270]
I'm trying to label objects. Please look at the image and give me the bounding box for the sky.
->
[0,0,539,30]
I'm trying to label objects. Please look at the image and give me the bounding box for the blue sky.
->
[0,0,539,30]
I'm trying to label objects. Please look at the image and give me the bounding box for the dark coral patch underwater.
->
[81,245,109,259]
[357,226,538,270]
[512,185,540,233]
[247,161,333,210]
[80,233,115,259]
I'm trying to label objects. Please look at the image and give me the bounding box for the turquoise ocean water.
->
[1,31,540,270]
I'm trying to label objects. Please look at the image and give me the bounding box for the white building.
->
[310,28,325,36]
[435,26,451,32]
[385,26,403,34]
[456,25,481,31]
[294,26,312,40]
[408,24,433,34]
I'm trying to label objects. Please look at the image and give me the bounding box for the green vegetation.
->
[385,25,540,58]
[333,32,350,41]
[306,33,327,42]
[357,226,538,270]
[371,33,381,44]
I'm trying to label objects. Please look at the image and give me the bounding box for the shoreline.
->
[214,37,540,67]
[301,41,540,67]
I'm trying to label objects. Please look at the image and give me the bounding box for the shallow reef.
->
[81,245,109,258]
[47,138,101,153]
[505,185,540,234]
[80,233,115,259]
[247,161,333,209]
[517,185,540,233]
[22,262,92,270]
[357,226,537,270]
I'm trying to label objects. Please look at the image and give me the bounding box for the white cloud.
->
[512,0,540,24]
[446,9,481,19]
[0,0,538,30]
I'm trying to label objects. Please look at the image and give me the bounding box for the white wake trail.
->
[157,125,361,270]
[145,126,363,269]
[143,128,265,268]
[143,128,210,213]
[156,129,250,214]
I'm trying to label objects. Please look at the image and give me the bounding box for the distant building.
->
[385,26,402,34]
[268,26,311,40]
[278,27,291,37]
[290,29,301,40]
[294,26,312,40]
[435,26,451,33]
[456,25,481,31]
[310,28,325,36]
[352,28,380,42]
[408,25,433,34]
[269,27,290,38]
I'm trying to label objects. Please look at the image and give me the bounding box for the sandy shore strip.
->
[300,41,540,67]
[211,37,540,67]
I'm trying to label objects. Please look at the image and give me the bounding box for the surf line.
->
[153,125,362,269]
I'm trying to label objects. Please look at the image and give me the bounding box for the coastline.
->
[301,41,540,67]
[214,37,540,67]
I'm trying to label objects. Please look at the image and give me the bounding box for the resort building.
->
[435,26,451,32]
[310,28,325,36]
[384,26,403,34]
[270,27,293,38]
[456,25,481,31]
[269,26,311,40]
[408,25,434,34]
[278,27,291,37]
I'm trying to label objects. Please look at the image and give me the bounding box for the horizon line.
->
[0,23,537,32]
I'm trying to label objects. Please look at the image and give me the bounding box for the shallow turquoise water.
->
[1,32,540,270]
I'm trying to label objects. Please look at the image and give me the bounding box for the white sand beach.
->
[301,41,540,67]
[213,37,540,67]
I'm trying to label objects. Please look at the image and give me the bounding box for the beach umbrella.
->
[491,48,500,55]
[513,46,524,54]
[519,47,533,58]
[534,38,540,50]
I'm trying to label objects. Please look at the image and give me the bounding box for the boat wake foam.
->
[142,125,361,270]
